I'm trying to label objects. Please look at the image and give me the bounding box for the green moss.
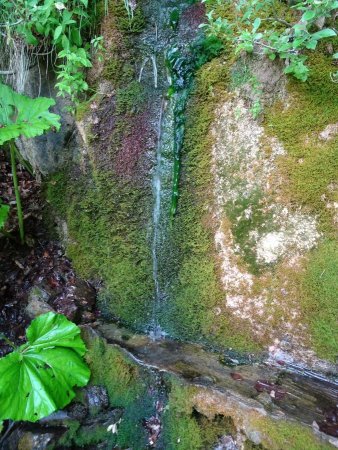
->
[266,50,338,234]
[103,58,134,86]
[100,0,144,89]
[58,336,154,449]
[164,56,259,351]
[254,417,333,450]
[71,423,115,448]
[57,420,81,447]
[111,0,145,34]
[225,190,273,274]
[85,336,145,407]
[115,80,146,115]
[162,379,236,449]
[300,240,338,361]
[264,48,338,358]
[46,169,153,329]
[85,335,155,449]
[57,417,115,448]
[46,0,153,331]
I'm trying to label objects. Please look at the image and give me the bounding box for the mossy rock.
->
[46,168,153,329]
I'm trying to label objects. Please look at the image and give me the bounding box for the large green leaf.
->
[0,312,90,422]
[0,83,61,145]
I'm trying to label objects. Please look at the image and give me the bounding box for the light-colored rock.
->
[319,123,338,141]
[18,432,54,450]
[210,93,321,363]
[25,298,54,319]
[25,286,54,319]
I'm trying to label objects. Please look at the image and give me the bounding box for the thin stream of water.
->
[150,97,165,339]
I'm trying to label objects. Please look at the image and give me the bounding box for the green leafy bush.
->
[0,0,102,102]
[0,312,90,422]
[0,83,60,145]
[202,0,337,81]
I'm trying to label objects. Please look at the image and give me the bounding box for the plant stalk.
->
[9,140,24,244]
[0,333,16,349]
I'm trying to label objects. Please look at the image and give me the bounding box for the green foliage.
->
[0,83,61,145]
[0,0,103,102]
[0,312,90,422]
[0,200,9,230]
[0,82,59,242]
[0,83,60,243]
[202,0,337,81]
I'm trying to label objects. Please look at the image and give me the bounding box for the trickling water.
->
[150,97,165,339]
[138,57,148,83]
[150,54,158,89]
[144,0,205,338]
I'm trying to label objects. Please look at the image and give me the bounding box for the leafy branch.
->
[202,0,337,81]
[0,0,103,103]
[0,83,60,243]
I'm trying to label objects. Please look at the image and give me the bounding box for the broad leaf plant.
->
[0,312,90,422]
[0,83,60,243]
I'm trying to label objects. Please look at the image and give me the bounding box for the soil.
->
[0,149,98,357]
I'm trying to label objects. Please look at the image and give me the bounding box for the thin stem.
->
[0,333,16,349]
[9,140,24,244]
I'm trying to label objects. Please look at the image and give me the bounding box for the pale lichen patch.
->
[318,123,338,141]
[210,94,322,362]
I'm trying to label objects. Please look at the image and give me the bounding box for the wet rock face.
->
[213,435,239,450]
[5,429,55,450]
[318,407,338,438]
[15,63,79,175]
[84,385,109,415]
[210,89,322,363]
[17,431,54,450]
[24,276,97,324]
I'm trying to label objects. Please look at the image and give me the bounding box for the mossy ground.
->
[58,336,252,449]
[300,240,338,360]
[160,378,237,450]
[58,335,155,448]
[253,417,333,450]
[85,336,155,448]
